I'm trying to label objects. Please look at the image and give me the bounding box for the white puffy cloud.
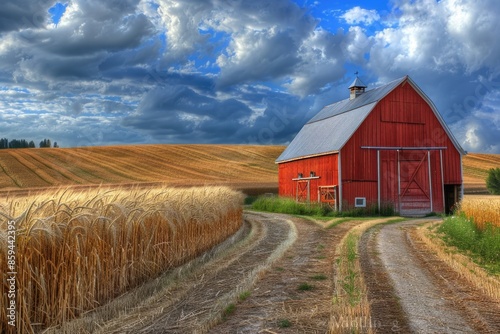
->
[285,28,346,96]
[341,6,380,25]
[368,0,500,75]
[155,0,213,62]
[443,0,500,74]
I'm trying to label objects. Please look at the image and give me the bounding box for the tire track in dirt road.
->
[361,220,500,334]
[97,212,296,334]
[211,214,361,333]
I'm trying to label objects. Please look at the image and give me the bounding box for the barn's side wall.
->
[341,82,462,212]
[278,154,338,201]
[338,148,378,210]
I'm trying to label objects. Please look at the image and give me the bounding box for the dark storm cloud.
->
[0,0,55,33]
[121,78,312,145]
[16,53,104,81]
[30,14,155,56]
[123,85,254,140]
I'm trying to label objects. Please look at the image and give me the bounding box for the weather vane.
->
[355,71,359,76]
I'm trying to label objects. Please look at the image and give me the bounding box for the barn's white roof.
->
[276,76,465,163]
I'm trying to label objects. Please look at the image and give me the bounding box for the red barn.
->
[276,75,465,216]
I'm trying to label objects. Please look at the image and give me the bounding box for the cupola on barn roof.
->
[348,76,367,89]
[348,74,367,100]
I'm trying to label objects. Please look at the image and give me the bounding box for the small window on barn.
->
[355,197,366,208]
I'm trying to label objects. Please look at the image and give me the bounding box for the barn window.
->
[355,197,366,207]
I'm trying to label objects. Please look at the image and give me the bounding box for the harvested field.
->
[463,153,500,194]
[0,145,283,194]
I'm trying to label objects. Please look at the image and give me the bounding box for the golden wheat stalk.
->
[0,185,243,333]
[460,196,500,229]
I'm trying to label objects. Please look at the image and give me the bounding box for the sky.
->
[0,0,499,153]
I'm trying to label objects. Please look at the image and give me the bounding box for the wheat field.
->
[0,185,244,333]
[460,195,500,229]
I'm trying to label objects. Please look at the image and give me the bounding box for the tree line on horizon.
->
[0,138,59,149]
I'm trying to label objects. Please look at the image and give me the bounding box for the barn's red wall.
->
[278,79,462,213]
[340,82,461,211]
[278,154,338,201]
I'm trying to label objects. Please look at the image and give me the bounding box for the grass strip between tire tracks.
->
[329,217,404,334]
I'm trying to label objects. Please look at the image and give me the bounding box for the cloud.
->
[443,0,500,74]
[122,83,306,144]
[448,81,500,153]
[284,28,346,96]
[17,0,155,58]
[450,110,500,154]
[368,0,500,75]
[155,0,334,94]
[0,0,55,33]
[217,29,301,87]
[0,0,499,153]
[341,6,380,25]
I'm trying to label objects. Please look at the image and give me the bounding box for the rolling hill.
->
[0,144,283,195]
[0,144,498,194]
[462,153,500,193]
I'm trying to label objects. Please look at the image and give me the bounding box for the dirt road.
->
[63,213,499,333]
[361,220,500,334]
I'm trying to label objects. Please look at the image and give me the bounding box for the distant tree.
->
[0,138,47,149]
[0,138,7,149]
[8,139,29,148]
[53,142,59,148]
[39,139,52,148]
[486,168,500,195]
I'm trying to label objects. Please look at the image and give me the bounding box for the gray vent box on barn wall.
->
[355,197,366,207]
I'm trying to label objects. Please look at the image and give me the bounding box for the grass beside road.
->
[251,196,330,216]
[438,215,500,274]
[251,195,395,218]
